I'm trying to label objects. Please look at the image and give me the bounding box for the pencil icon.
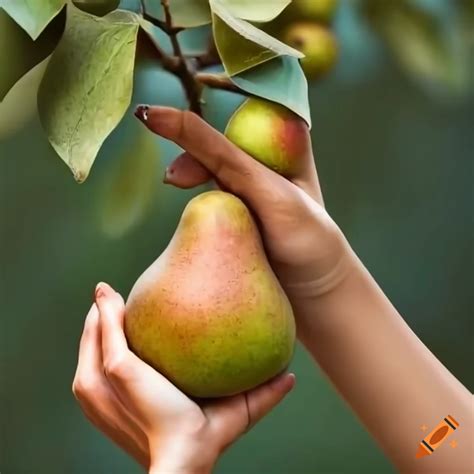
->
[416,415,459,459]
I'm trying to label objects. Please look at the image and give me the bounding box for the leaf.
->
[231,56,311,126]
[38,5,140,182]
[0,9,64,100]
[210,0,303,76]
[363,0,463,92]
[220,0,291,23]
[99,124,160,238]
[143,0,211,28]
[0,57,50,140]
[73,0,120,16]
[0,0,66,40]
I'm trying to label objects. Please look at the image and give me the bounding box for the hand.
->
[134,105,354,323]
[72,282,295,473]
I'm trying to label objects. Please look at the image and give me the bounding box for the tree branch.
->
[139,0,203,115]
[195,73,243,94]
[161,0,202,115]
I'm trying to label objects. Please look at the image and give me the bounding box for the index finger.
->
[135,105,323,205]
[134,105,288,210]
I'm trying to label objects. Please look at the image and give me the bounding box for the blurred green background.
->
[1,1,472,473]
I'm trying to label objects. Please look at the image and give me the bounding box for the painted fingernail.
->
[134,104,149,122]
[163,166,174,184]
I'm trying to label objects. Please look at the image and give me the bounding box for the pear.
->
[225,97,309,177]
[283,0,339,24]
[282,22,338,80]
[125,191,295,398]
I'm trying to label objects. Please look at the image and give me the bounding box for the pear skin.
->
[125,191,295,398]
[225,97,309,177]
[282,23,338,80]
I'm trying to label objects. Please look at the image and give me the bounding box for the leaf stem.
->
[195,73,242,93]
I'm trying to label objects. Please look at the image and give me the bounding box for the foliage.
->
[0,0,470,237]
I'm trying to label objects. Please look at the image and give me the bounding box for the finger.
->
[136,104,323,205]
[75,303,101,376]
[164,152,212,189]
[134,105,290,211]
[95,282,130,367]
[80,397,150,468]
[95,282,187,418]
[73,303,149,467]
[205,373,295,446]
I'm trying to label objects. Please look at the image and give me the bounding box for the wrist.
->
[148,437,217,474]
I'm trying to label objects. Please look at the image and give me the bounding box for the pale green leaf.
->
[38,5,140,182]
[99,124,160,238]
[220,0,291,23]
[0,0,66,39]
[364,0,467,94]
[231,56,311,126]
[210,0,303,76]
[143,0,211,28]
[0,9,64,100]
[0,56,50,140]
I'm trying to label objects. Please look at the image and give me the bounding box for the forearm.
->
[294,251,472,472]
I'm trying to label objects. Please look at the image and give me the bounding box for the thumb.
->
[245,372,296,429]
[163,152,212,189]
[205,373,295,447]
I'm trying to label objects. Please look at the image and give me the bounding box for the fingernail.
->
[287,373,296,390]
[163,166,174,184]
[134,104,149,122]
[95,281,111,300]
[274,372,296,392]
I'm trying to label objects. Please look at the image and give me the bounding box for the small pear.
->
[282,22,338,80]
[125,191,295,398]
[283,0,339,24]
[225,97,309,177]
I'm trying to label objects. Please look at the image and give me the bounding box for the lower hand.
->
[72,282,295,473]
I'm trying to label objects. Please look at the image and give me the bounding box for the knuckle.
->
[104,355,130,380]
[72,376,98,401]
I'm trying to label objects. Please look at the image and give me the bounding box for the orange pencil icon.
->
[416,415,459,459]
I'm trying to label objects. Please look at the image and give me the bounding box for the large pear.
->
[125,191,295,398]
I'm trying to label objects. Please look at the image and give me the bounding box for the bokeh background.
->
[1,1,472,473]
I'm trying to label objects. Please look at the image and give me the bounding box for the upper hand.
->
[135,106,353,320]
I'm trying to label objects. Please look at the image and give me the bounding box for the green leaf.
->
[0,56,50,140]
[220,0,291,23]
[210,0,303,76]
[99,124,160,238]
[143,0,211,28]
[231,56,311,126]
[0,9,64,100]
[364,0,464,93]
[73,0,120,16]
[0,0,66,39]
[38,5,139,182]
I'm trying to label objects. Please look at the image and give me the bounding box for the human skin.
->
[72,106,473,473]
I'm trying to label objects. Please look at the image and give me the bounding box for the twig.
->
[195,73,242,93]
[161,0,202,115]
